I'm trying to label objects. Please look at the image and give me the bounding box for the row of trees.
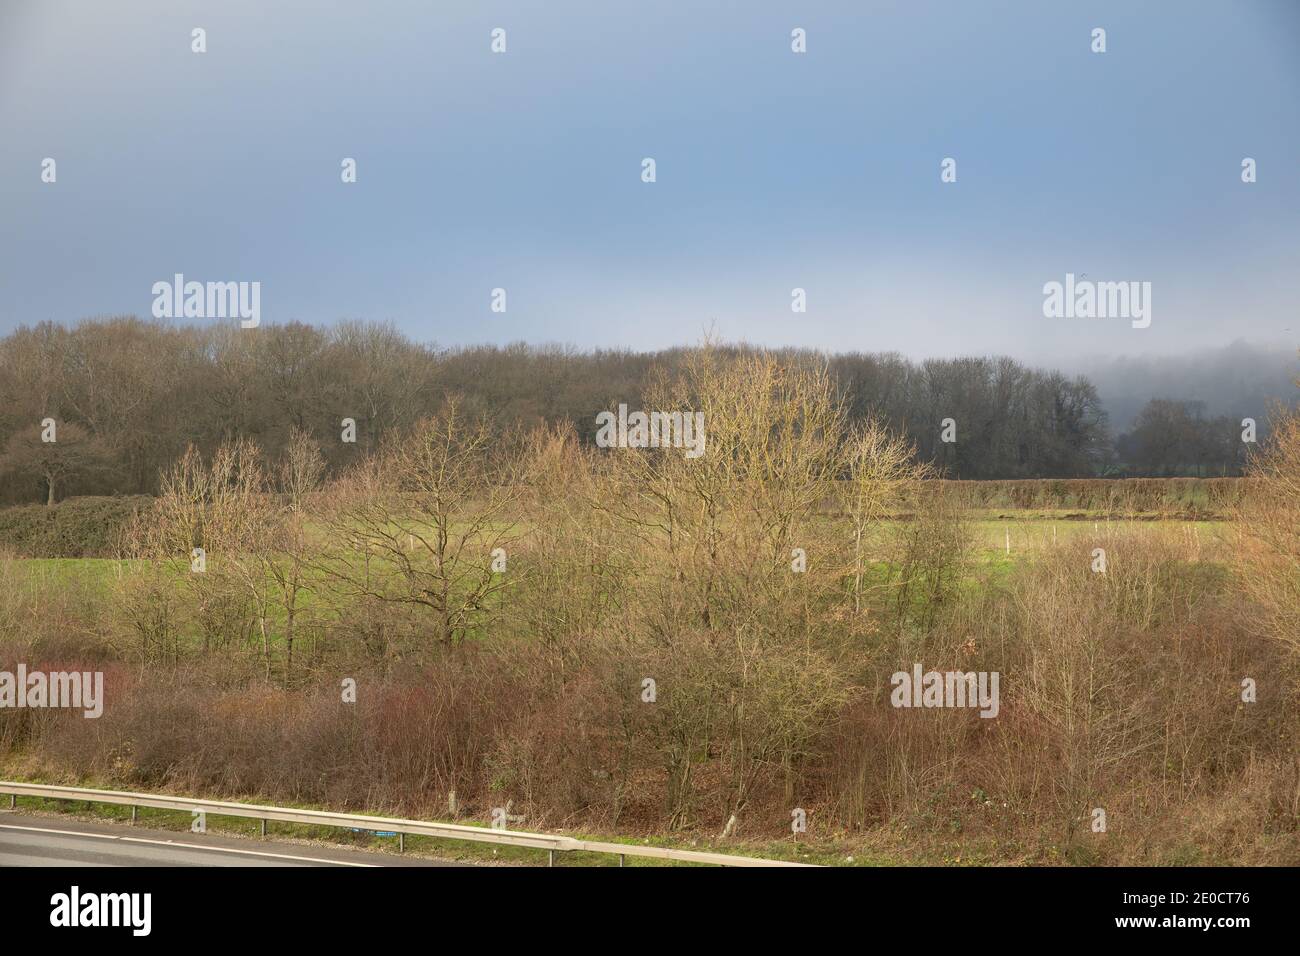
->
[1114,399,1255,476]
[0,317,1281,504]
[103,350,936,824]
[127,349,927,665]
[832,353,1108,478]
[7,346,1295,847]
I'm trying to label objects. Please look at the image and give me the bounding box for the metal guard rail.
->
[0,781,814,867]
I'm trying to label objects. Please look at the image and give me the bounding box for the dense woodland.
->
[0,317,1274,504]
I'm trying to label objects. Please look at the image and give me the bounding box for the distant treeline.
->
[1072,342,1299,433]
[0,317,1280,504]
[939,477,1251,515]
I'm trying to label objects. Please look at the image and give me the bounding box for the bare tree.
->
[268,427,326,677]
[844,419,928,616]
[1233,399,1300,656]
[319,400,523,648]
[590,347,855,826]
[1,421,108,505]
[146,438,274,667]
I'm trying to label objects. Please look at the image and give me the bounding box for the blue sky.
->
[1,0,1297,361]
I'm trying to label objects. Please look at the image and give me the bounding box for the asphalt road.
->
[0,812,453,866]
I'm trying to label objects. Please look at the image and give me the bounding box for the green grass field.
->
[5,516,1233,587]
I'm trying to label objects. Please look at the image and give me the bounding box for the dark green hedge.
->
[0,496,152,558]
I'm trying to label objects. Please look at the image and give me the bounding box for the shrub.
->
[0,496,151,557]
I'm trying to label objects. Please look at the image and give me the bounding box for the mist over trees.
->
[1067,340,1297,432]
[1068,342,1297,477]
[0,317,1293,504]
[1114,400,1247,477]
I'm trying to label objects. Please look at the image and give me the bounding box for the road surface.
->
[0,812,454,866]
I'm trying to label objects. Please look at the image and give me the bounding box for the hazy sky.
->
[2,0,1297,362]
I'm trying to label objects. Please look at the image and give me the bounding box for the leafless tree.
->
[319,400,523,648]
